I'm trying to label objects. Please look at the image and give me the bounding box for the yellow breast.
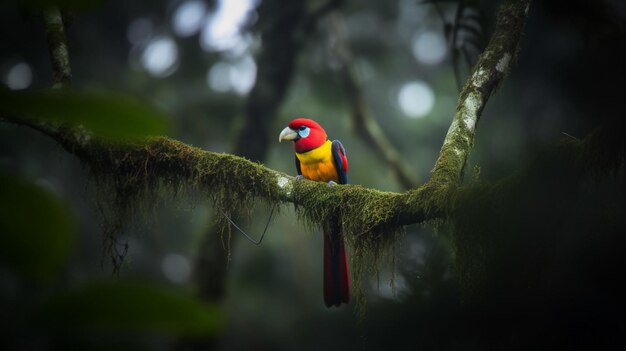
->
[296,140,339,183]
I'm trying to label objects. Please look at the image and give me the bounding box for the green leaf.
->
[0,89,169,141]
[34,281,224,337]
[0,172,75,279]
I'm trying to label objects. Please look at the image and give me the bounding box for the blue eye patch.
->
[298,126,310,138]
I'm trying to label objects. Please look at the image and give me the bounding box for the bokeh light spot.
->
[207,62,232,92]
[398,81,435,118]
[207,55,257,95]
[200,0,259,52]
[141,36,179,78]
[5,62,33,90]
[412,30,447,65]
[229,55,257,95]
[173,0,208,37]
[161,253,191,284]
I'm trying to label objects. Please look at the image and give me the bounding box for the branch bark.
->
[429,0,531,187]
[43,7,72,87]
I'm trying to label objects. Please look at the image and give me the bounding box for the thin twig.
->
[329,13,420,189]
[221,204,276,246]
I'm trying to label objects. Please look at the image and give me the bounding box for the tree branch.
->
[43,7,72,87]
[3,114,431,231]
[429,0,531,187]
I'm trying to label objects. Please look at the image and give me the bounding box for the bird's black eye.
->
[299,126,306,131]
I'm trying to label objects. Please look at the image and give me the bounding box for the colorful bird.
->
[279,118,350,307]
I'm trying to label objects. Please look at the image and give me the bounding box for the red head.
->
[279,118,328,153]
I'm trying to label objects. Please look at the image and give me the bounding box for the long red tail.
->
[323,224,350,307]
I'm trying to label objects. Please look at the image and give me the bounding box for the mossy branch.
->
[3,113,433,247]
[97,133,431,223]
[429,0,531,188]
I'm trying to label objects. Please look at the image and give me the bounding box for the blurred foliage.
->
[0,172,75,280]
[0,170,222,349]
[34,281,223,336]
[0,89,169,140]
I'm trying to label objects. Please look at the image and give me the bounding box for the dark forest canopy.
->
[0,0,624,350]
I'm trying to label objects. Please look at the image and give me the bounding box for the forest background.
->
[1,0,624,350]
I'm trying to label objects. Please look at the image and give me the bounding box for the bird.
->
[279,118,350,307]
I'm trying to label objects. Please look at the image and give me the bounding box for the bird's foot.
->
[327,180,337,187]
[295,175,304,181]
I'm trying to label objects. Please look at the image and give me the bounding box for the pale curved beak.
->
[278,126,298,142]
